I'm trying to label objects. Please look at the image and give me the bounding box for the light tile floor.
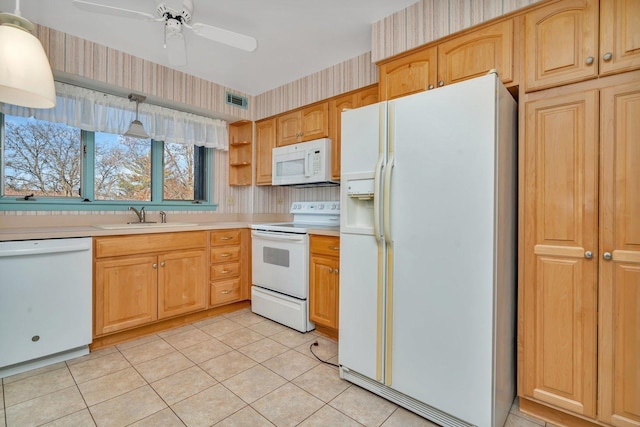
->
[1,308,548,427]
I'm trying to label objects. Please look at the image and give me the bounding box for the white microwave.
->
[272,138,338,186]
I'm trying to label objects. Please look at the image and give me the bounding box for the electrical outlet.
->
[276,198,284,205]
[226,196,235,206]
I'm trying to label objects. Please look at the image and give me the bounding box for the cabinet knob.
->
[152,263,158,268]
[603,52,613,61]
[585,56,594,65]
[334,268,339,274]
[438,81,444,87]
[328,267,333,273]
[428,84,434,90]
[160,262,165,267]
[603,252,612,261]
[584,251,593,259]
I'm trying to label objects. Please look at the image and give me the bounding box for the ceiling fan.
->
[72,0,257,66]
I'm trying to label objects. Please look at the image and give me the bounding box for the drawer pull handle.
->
[328,246,340,251]
[221,270,232,274]
[221,290,232,294]
[220,236,233,240]
[220,253,232,258]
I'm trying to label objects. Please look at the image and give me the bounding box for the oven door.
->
[251,230,309,299]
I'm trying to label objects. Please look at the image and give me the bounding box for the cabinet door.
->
[355,85,379,107]
[438,20,513,86]
[522,90,599,417]
[277,111,301,146]
[157,250,207,319]
[525,0,598,92]
[329,94,355,181]
[600,0,640,76]
[94,256,158,336]
[309,255,338,329]
[378,46,437,100]
[598,82,640,427]
[255,118,276,185]
[300,102,329,142]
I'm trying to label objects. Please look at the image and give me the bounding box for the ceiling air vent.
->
[226,92,248,109]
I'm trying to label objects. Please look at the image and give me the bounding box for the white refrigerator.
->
[339,73,517,427]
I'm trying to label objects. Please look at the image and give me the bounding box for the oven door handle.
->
[251,230,306,242]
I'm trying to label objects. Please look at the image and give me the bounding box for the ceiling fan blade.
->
[165,32,187,67]
[188,22,257,52]
[72,0,160,21]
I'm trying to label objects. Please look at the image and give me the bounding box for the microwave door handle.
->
[305,151,312,177]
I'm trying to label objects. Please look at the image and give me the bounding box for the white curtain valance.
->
[0,82,228,150]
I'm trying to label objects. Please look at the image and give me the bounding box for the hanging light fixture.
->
[0,0,56,109]
[124,93,150,139]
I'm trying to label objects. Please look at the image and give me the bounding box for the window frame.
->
[0,114,218,211]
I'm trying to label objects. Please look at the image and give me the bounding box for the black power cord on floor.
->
[309,340,339,367]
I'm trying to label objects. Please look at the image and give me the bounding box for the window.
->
[94,132,152,201]
[2,115,82,198]
[0,114,212,208]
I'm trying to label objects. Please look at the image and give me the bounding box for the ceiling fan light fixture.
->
[124,93,149,139]
[0,0,56,109]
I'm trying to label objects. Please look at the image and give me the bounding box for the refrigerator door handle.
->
[383,154,394,243]
[373,156,385,243]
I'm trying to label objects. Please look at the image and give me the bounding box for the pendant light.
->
[124,93,150,139]
[0,0,56,109]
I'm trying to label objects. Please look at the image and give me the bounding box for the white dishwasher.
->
[0,237,92,378]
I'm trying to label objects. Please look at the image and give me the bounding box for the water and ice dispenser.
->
[341,172,376,234]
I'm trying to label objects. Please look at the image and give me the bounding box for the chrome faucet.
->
[128,206,146,223]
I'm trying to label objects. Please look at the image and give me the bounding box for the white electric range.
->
[250,201,340,332]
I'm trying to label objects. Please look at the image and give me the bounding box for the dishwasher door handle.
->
[0,241,91,257]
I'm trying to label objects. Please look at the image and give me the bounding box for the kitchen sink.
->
[93,222,198,230]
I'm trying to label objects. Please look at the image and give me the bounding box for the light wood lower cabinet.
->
[94,232,208,337]
[520,74,640,426]
[309,235,340,333]
[209,229,250,307]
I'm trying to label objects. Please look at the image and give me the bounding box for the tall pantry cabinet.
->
[520,0,639,424]
[520,74,640,427]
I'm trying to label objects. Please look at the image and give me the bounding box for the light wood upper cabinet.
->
[525,0,598,92]
[255,118,276,185]
[329,84,378,180]
[525,0,640,92]
[522,89,599,418]
[309,235,340,332]
[599,0,640,76]
[438,19,514,86]
[598,81,640,427]
[378,47,437,100]
[277,102,329,146]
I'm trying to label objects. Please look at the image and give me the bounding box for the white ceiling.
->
[1,0,419,96]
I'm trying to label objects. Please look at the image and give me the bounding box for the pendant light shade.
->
[124,93,150,139]
[0,2,56,109]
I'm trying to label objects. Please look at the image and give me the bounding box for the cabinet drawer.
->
[95,232,206,258]
[210,262,240,280]
[210,246,241,263]
[210,279,241,306]
[310,235,340,257]
[210,230,241,246]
